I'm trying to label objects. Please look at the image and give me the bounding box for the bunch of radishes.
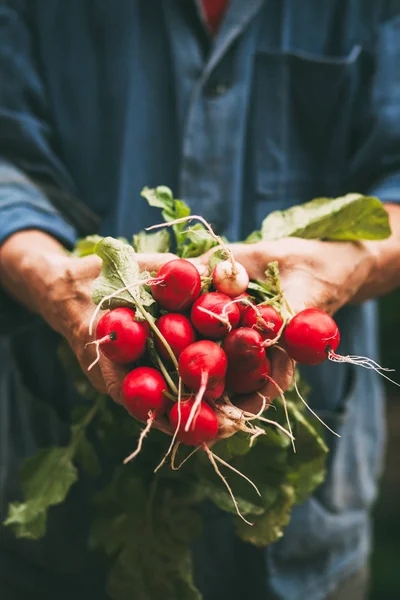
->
[89,215,400,521]
[91,248,346,455]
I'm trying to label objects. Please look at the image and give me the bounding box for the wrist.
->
[0,230,88,333]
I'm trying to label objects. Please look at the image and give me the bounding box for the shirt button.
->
[204,81,231,98]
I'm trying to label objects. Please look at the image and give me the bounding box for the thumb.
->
[136,252,177,273]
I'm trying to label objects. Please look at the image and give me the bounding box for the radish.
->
[147,214,249,300]
[241,304,284,342]
[154,313,196,362]
[222,327,266,371]
[88,307,149,369]
[178,340,228,399]
[226,357,271,395]
[178,340,227,432]
[283,308,340,366]
[169,397,219,446]
[190,292,240,339]
[122,366,168,463]
[213,259,249,297]
[151,258,201,312]
[232,292,255,320]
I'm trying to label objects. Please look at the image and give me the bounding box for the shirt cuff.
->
[0,205,79,336]
[0,203,78,248]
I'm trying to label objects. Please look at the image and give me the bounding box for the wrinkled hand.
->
[189,237,375,414]
[42,252,176,413]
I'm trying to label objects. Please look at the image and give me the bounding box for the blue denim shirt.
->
[1,1,400,599]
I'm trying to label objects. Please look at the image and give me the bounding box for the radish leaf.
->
[261,193,391,241]
[133,228,171,253]
[92,237,155,310]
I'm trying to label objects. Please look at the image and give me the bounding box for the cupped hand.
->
[188,237,375,414]
[43,251,177,407]
[189,237,375,315]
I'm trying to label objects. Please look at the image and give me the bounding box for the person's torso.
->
[1,2,391,598]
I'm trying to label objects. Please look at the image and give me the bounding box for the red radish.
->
[178,340,228,398]
[190,292,240,339]
[213,259,249,297]
[122,366,168,421]
[283,308,340,366]
[154,313,196,362]
[226,357,271,395]
[151,258,201,312]
[241,304,284,341]
[222,327,266,371]
[94,307,148,364]
[169,397,219,446]
[232,292,255,320]
[122,366,169,463]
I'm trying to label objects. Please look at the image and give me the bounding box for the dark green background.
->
[371,291,400,600]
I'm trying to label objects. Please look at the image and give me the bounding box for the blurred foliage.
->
[371,291,400,599]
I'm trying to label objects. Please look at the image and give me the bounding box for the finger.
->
[185,257,210,276]
[73,254,103,278]
[99,357,130,404]
[136,252,177,273]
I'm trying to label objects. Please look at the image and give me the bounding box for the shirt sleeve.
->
[0,1,98,334]
[348,11,400,203]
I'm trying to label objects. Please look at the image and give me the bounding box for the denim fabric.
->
[0,1,400,599]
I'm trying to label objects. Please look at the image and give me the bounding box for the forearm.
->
[354,203,400,302]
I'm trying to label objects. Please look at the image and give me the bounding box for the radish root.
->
[264,375,296,453]
[197,306,232,331]
[185,372,209,432]
[328,351,400,387]
[203,444,254,526]
[292,367,341,437]
[154,378,183,473]
[123,412,154,464]
[85,333,114,371]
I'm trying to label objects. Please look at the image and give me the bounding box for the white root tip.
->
[265,375,296,453]
[123,413,154,464]
[203,444,254,526]
[172,445,201,470]
[328,352,400,388]
[85,334,113,371]
[210,449,261,497]
[292,364,341,438]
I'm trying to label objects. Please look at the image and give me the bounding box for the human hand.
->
[188,237,375,414]
[0,231,176,411]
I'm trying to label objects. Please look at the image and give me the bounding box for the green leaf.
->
[244,230,262,243]
[92,237,155,310]
[4,447,78,539]
[73,235,104,257]
[261,194,391,241]
[141,186,219,258]
[203,482,265,517]
[73,428,101,477]
[235,484,295,546]
[91,472,203,600]
[133,229,171,254]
